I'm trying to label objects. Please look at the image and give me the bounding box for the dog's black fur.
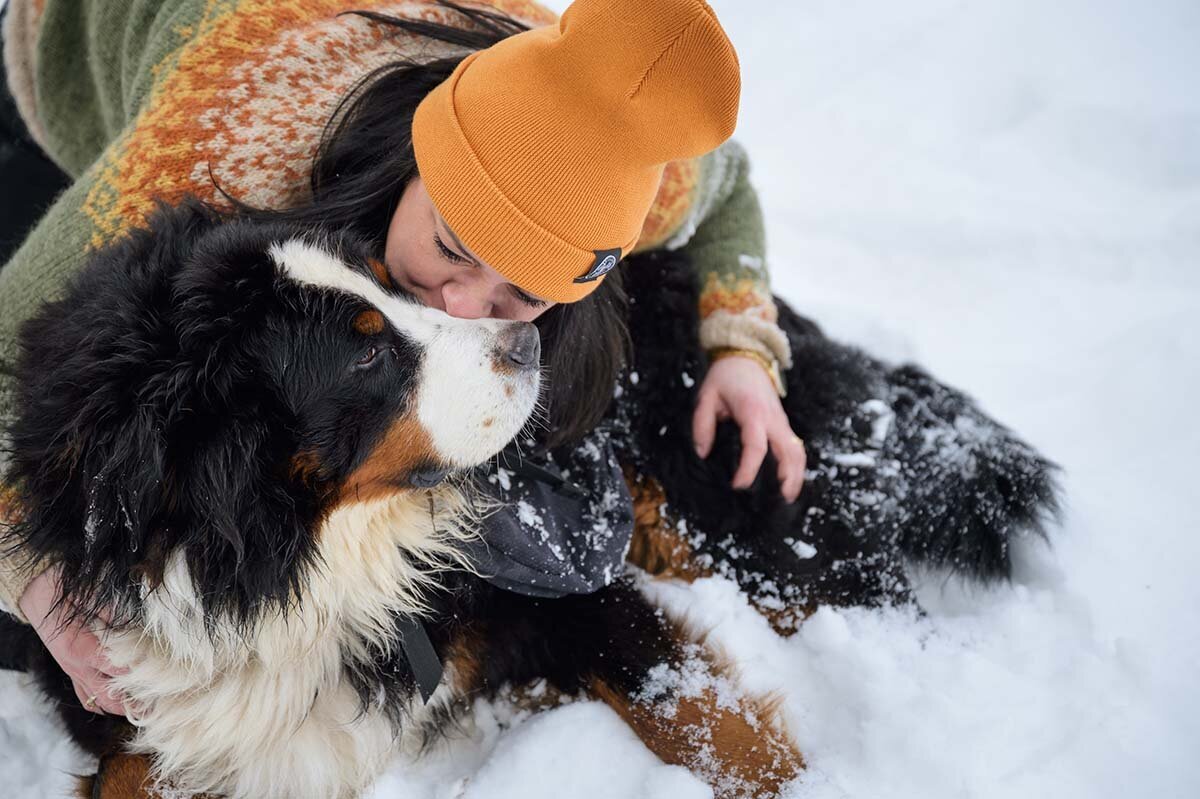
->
[612,249,1060,624]
[1,203,1059,796]
[4,203,436,632]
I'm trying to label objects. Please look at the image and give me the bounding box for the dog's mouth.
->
[409,465,451,489]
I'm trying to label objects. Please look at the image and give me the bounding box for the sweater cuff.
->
[1,0,51,158]
[0,487,36,624]
[699,308,793,373]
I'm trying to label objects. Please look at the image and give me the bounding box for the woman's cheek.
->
[387,245,437,295]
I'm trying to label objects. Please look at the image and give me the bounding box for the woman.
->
[0,0,804,716]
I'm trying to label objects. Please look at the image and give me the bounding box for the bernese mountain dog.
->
[0,200,1059,799]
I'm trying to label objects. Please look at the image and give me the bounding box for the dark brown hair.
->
[233,2,629,448]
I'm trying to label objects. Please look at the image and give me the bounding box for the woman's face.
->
[384,177,555,322]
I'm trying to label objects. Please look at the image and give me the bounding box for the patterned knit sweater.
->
[0,0,789,619]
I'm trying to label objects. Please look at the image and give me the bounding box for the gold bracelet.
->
[708,347,786,396]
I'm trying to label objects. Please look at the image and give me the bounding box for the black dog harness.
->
[465,428,635,598]
[404,426,635,702]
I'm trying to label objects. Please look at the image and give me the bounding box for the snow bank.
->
[3,0,1197,796]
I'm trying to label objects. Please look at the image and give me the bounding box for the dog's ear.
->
[3,200,222,621]
[158,403,320,624]
[3,201,316,626]
[170,221,289,379]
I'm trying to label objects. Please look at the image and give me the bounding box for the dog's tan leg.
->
[626,471,817,637]
[625,471,711,582]
[79,752,218,799]
[590,645,803,798]
[78,753,153,799]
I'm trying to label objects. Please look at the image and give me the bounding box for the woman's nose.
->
[441,281,492,320]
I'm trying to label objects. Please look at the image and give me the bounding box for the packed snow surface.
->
[2,0,1197,796]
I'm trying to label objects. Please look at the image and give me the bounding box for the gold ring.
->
[84,694,98,709]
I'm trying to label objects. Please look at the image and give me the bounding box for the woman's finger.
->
[76,670,128,716]
[732,420,769,489]
[64,623,126,677]
[81,609,132,679]
[772,425,807,502]
[94,685,129,716]
[62,626,98,666]
[91,600,116,627]
[692,389,721,459]
[72,675,107,715]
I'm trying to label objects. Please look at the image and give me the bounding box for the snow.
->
[487,466,513,491]
[785,538,818,560]
[3,0,1198,796]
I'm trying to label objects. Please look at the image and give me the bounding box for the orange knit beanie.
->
[412,0,741,303]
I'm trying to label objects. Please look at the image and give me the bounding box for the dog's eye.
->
[355,346,380,369]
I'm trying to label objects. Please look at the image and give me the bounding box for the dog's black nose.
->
[496,322,541,371]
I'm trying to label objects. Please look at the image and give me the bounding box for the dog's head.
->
[4,200,540,623]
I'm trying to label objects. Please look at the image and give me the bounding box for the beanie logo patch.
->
[574,248,622,284]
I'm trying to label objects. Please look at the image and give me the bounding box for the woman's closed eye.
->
[509,286,547,310]
[434,231,546,310]
[433,231,467,264]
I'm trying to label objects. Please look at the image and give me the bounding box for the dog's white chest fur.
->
[102,491,471,799]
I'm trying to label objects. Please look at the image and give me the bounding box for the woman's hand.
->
[18,567,129,716]
[692,355,806,502]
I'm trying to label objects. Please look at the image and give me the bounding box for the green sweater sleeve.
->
[0,0,208,418]
[5,0,199,175]
[665,140,792,372]
[624,138,791,374]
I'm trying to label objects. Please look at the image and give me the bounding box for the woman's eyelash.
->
[512,288,547,309]
[435,231,545,309]
[433,232,466,263]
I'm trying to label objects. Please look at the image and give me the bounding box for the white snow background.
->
[2,0,1197,796]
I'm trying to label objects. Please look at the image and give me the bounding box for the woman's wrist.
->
[707,346,785,396]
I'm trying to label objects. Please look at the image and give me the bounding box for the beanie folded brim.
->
[414,51,642,305]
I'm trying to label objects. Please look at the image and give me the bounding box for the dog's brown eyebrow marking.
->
[354,309,386,336]
[290,450,326,485]
[367,258,394,290]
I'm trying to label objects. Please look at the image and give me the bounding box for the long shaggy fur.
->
[5,202,350,630]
